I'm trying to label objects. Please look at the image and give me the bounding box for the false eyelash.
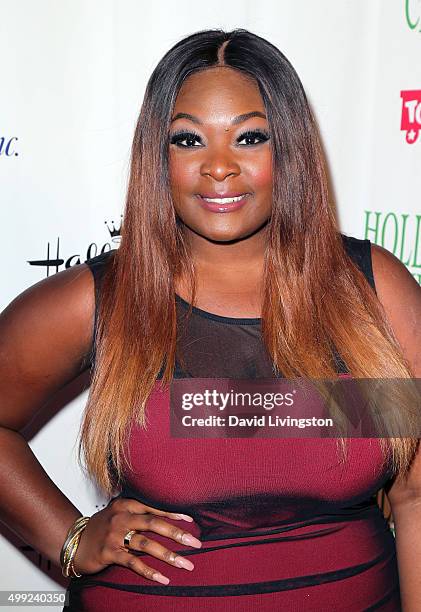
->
[169,130,202,145]
[169,128,270,146]
[239,129,270,143]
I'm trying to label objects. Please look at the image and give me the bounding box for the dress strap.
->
[341,234,377,294]
[84,249,116,367]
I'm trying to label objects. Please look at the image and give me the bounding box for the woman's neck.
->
[185,225,268,274]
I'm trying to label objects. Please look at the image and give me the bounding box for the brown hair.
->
[78,28,418,495]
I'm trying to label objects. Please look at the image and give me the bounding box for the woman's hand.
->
[72,497,201,584]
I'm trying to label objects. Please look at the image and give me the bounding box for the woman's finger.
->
[117,513,202,548]
[123,532,195,570]
[113,548,171,584]
[112,497,194,522]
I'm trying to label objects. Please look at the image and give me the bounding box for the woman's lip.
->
[198,192,250,199]
[196,193,250,213]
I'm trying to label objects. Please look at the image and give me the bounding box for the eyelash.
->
[169,129,270,148]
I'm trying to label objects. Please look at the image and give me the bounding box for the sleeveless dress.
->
[65,234,401,611]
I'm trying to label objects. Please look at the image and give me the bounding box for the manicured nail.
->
[173,514,194,522]
[182,533,202,548]
[174,556,194,570]
[153,572,170,585]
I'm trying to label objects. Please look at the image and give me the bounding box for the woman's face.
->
[168,67,273,243]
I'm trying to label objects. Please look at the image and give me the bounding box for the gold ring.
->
[123,529,137,549]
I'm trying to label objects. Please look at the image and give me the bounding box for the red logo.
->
[400,90,421,144]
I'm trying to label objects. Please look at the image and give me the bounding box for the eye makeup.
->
[170,130,202,147]
[238,129,270,146]
[169,128,270,147]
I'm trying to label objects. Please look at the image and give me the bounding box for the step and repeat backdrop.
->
[1,0,420,607]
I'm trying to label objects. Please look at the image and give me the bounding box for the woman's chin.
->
[196,228,250,244]
[179,216,269,244]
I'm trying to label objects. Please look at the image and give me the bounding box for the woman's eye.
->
[237,130,270,146]
[170,131,202,147]
[169,129,270,148]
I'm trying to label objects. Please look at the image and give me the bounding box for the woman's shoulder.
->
[368,240,421,376]
[0,261,96,431]
[340,232,420,377]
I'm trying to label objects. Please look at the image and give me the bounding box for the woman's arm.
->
[371,243,421,612]
[0,262,95,566]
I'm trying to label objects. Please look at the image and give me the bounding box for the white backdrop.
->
[1,0,420,608]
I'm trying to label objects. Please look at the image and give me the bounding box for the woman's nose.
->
[200,149,241,181]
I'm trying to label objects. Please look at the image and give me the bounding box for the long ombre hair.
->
[79,28,418,496]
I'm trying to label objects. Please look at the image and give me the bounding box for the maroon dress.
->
[65,235,401,611]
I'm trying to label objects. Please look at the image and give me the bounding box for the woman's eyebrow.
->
[170,111,267,125]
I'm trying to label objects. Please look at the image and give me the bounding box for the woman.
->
[1,28,420,611]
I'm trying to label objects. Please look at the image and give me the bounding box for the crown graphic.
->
[104,214,123,242]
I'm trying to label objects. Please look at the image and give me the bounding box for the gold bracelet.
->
[61,520,89,569]
[61,516,90,578]
[63,534,83,578]
[62,522,89,577]
[62,533,80,571]
[62,526,87,578]
[60,517,89,566]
